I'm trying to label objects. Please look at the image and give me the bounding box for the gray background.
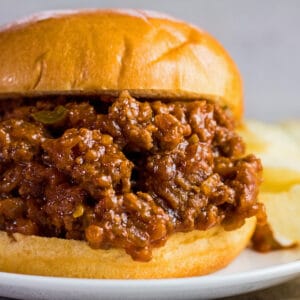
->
[0,0,299,121]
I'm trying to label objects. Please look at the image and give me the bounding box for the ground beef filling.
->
[0,91,262,261]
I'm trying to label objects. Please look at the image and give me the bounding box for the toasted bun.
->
[0,218,255,278]
[0,9,243,120]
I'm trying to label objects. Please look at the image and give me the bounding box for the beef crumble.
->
[0,91,262,261]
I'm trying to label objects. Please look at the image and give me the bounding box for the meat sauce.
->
[0,91,263,261]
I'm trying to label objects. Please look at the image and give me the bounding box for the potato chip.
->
[241,120,300,245]
[240,120,300,172]
[261,167,300,193]
[240,120,300,192]
[259,185,300,244]
[281,120,300,145]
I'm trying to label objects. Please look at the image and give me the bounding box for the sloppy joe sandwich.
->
[0,9,263,278]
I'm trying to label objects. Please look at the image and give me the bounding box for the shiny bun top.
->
[0,9,243,120]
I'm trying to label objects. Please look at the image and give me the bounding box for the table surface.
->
[0,277,299,300]
[227,277,300,300]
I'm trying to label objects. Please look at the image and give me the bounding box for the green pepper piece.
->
[32,105,68,125]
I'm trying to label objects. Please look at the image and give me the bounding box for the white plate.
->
[0,249,299,300]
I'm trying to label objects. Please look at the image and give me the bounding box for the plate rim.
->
[0,259,299,288]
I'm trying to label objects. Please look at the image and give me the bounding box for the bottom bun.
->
[0,217,255,279]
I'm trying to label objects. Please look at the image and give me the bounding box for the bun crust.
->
[0,9,243,120]
[0,218,255,278]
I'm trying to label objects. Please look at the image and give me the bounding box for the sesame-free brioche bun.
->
[0,9,243,120]
[0,9,251,279]
[0,217,255,279]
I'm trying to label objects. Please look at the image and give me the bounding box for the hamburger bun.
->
[0,10,256,279]
[0,218,255,279]
[0,9,243,120]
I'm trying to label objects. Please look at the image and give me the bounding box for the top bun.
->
[0,9,243,120]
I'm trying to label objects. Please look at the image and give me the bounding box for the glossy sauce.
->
[0,91,263,261]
